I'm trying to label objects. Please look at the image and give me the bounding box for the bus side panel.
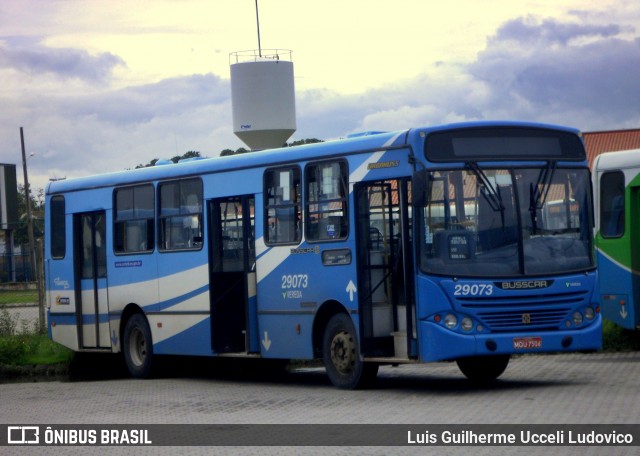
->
[596,173,640,330]
[255,239,359,359]
[107,253,160,352]
[255,241,320,359]
[598,251,637,329]
[46,203,80,351]
[150,259,211,356]
[47,250,80,351]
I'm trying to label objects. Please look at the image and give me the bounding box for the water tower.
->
[229,1,296,150]
[230,49,296,150]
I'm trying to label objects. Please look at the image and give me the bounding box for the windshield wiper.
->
[529,161,556,234]
[466,162,504,213]
[531,161,556,210]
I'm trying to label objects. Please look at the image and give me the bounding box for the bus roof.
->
[593,148,640,171]
[46,129,408,195]
[45,120,584,196]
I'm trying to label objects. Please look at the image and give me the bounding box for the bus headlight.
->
[444,314,457,329]
[461,317,473,332]
[572,311,583,326]
[585,307,595,321]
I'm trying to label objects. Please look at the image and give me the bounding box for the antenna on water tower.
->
[255,0,262,57]
[229,0,297,151]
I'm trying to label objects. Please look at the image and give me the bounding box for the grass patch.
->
[0,333,73,366]
[0,289,38,304]
[0,307,73,366]
[602,319,640,352]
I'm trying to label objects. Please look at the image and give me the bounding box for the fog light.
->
[585,307,595,321]
[444,314,457,329]
[461,317,473,332]
[572,311,583,326]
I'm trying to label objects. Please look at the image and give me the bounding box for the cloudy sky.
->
[1,0,639,190]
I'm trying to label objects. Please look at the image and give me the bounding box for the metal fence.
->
[0,241,45,336]
[0,252,35,283]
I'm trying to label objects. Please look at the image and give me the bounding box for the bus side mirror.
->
[412,171,432,206]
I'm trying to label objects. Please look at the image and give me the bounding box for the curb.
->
[0,363,70,383]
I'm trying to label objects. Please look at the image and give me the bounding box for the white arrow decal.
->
[346,280,357,302]
[262,331,272,351]
[621,304,629,320]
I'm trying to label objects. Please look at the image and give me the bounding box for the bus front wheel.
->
[456,355,510,383]
[123,313,154,379]
[322,313,378,389]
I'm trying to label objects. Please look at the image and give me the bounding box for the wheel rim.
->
[129,326,147,367]
[330,330,356,374]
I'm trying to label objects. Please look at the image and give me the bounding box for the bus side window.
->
[600,171,625,238]
[305,160,348,242]
[264,167,301,245]
[159,178,203,251]
[50,195,66,259]
[114,185,154,254]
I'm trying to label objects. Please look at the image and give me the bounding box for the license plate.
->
[513,337,542,349]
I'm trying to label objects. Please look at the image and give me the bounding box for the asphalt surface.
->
[1,351,640,455]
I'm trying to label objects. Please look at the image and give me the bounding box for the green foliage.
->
[21,335,74,365]
[0,336,28,364]
[13,184,44,247]
[0,308,70,366]
[136,151,203,168]
[0,290,38,305]
[287,138,323,147]
[0,334,73,366]
[0,308,20,336]
[135,139,325,163]
[602,319,640,351]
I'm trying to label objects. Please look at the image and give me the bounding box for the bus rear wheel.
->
[322,313,378,389]
[456,355,510,383]
[123,313,154,379]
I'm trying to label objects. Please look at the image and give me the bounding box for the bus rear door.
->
[74,211,111,349]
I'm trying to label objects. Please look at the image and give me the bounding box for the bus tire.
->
[322,313,378,389]
[123,313,154,379]
[456,355,510,383]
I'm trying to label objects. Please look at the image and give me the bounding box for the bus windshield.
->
[417,166,594,277]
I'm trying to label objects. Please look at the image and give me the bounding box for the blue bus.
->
[45,121,602,389]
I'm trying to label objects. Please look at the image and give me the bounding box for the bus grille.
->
[456,290,588,331]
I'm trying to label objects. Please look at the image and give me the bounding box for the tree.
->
[135,138,324,163]
[220,139,324,156]
[287,138,323,147]
[136,151,203,168]
[14,184,44,247]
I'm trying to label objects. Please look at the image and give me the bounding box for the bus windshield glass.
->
[417,166,594,277]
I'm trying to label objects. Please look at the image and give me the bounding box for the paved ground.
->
[1,352,640,455]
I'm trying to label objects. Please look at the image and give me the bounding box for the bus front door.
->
[74,211,110,349]
[209,196,257,353]
[355,179,415,358]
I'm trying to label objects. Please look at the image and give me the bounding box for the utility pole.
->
[20,127,35,281]
[20,127,44,333]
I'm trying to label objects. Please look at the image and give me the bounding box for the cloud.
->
[468,16,640,128]
[493,16,622,45]
[294,13,640,138]
[2,8,640,192]
[62,73,230,125]
[0,38,125,83]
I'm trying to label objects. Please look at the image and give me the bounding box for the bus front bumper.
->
[419,315,602,362]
